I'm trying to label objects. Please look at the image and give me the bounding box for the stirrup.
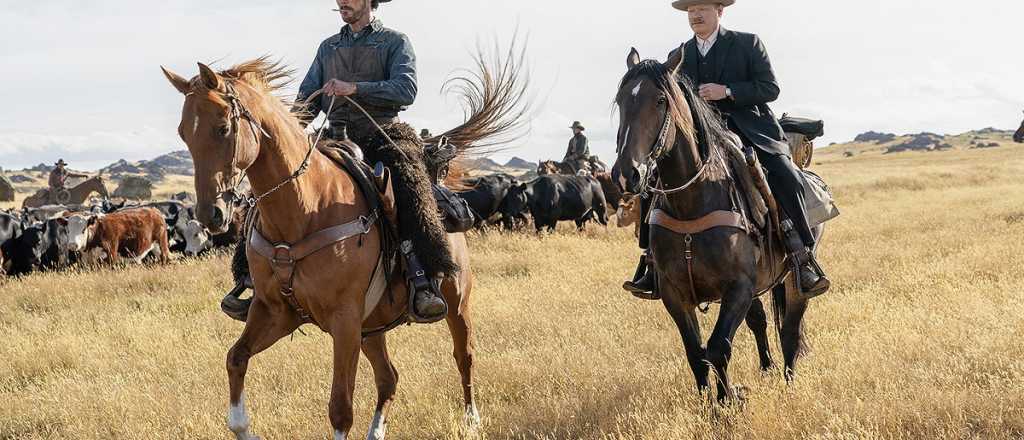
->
[220,281,252,322]
[408,278,448,324]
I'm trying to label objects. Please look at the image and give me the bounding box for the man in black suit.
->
[624,0,830,299]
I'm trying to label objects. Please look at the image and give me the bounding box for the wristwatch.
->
[725,86,733,99]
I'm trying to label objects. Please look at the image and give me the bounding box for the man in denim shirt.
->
[295,0,450,323]
[297,0,417,142]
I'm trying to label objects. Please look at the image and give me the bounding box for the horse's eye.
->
[217,125,232,137]
[657,96,668,105]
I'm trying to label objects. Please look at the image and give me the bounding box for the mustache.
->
[690,19,706,25]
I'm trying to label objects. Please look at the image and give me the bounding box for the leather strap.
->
[248,211,378,324]
[649,209,748,235]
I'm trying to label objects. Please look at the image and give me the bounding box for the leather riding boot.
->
[798,255,831,299]
[220,276,253,322]
[401,241,447,323]
[623,251,660,300]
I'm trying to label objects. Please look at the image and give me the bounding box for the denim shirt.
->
[297,18,418,120]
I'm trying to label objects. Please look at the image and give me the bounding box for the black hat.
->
[569,121,585,131]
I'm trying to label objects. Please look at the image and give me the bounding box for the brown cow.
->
[84,207,170,265]
[616,194,642,238]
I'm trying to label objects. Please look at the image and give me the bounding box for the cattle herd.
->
[0,194,244,277]
[457,167,628,233]
[0,166,634,278]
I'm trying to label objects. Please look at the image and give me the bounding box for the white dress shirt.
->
[696,27,721,57]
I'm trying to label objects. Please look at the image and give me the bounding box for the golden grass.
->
[3,145,1024,439]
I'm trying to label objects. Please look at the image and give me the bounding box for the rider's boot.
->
[781,219,831,299]
[623,250,660,300]
[220,276,253,322]
[401,241,448,323]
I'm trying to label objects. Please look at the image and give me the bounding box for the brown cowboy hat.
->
[672,0,735,11]
[569,121,585,131]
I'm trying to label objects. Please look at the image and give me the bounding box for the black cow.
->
[457,174,519,229]
[501,175,608,233]
[8,218,69,275]
[0,212,23,274]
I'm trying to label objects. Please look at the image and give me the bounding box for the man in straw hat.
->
[624,0,831,299]
[564,121,591,174]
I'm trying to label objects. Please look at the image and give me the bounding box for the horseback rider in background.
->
[564,121,590,174]
[48,159,89,204]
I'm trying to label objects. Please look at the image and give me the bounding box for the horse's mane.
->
[618,59,730,160]
[220,56,295,95]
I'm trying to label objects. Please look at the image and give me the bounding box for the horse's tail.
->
[427,36,532,181]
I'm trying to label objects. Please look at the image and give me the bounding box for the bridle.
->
[621,80,718,199]
[211,81,335,209]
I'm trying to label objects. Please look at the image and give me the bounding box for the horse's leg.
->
[706,283,754,403]
[745,297,774,372]
[445,299,479,427]
[361,334,398,440]
[661,284,709,392]
[226,299,301,440]
[328,312,363,440]
[780,278,809,382]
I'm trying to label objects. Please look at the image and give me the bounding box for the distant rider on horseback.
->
[48,159,89,204]
[564,121,590,174]
[624,0,830,299]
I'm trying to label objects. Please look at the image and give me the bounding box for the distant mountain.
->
[504,157,534,169]
[825,128,1018,157]
[99,150,194,181]
[467,157,502,171]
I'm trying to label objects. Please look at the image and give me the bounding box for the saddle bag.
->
[800,170,840,227]
[779,114,825,141]
[432,184,476,233]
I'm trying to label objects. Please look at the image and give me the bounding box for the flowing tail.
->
[424,37,533,187]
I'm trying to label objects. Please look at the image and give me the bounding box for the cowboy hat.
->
[55,159,67,166]
[569,121,585,131]
[672,0,735,11]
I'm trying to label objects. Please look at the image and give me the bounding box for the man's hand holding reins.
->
[323,79,358,97]
[698,83,730,101]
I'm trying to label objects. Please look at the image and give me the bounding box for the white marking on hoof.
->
[366,410,387,440]
[227,392,255,440]
[334,430,348,440]
[465,403,481,429]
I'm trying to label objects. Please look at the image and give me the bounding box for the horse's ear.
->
[665,43,685,74]
[161,66,191,95]
[626,47,641,69]
[197,62,223,91]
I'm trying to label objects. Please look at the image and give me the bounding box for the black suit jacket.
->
[676,28,789,157]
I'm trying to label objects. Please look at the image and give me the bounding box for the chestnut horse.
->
[612,48,823,402]
[1014,110,1024,143]
[23,175,110,208]
[162,52,527,439]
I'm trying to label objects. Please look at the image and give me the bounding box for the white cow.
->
[183,219,212,257]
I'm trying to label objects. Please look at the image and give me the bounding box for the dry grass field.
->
[3,139,1024,439]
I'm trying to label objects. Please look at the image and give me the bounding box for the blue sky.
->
[1,0,1022,170]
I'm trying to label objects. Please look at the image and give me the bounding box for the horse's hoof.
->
[464,404,482,430]
[732,385,749,403]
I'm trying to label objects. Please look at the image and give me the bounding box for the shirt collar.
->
[696,26,721,48]
[340,17,383,38]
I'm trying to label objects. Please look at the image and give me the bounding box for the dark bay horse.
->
[162,53,526,439]
[612,48,823,402]
[1014,110,1023,143]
